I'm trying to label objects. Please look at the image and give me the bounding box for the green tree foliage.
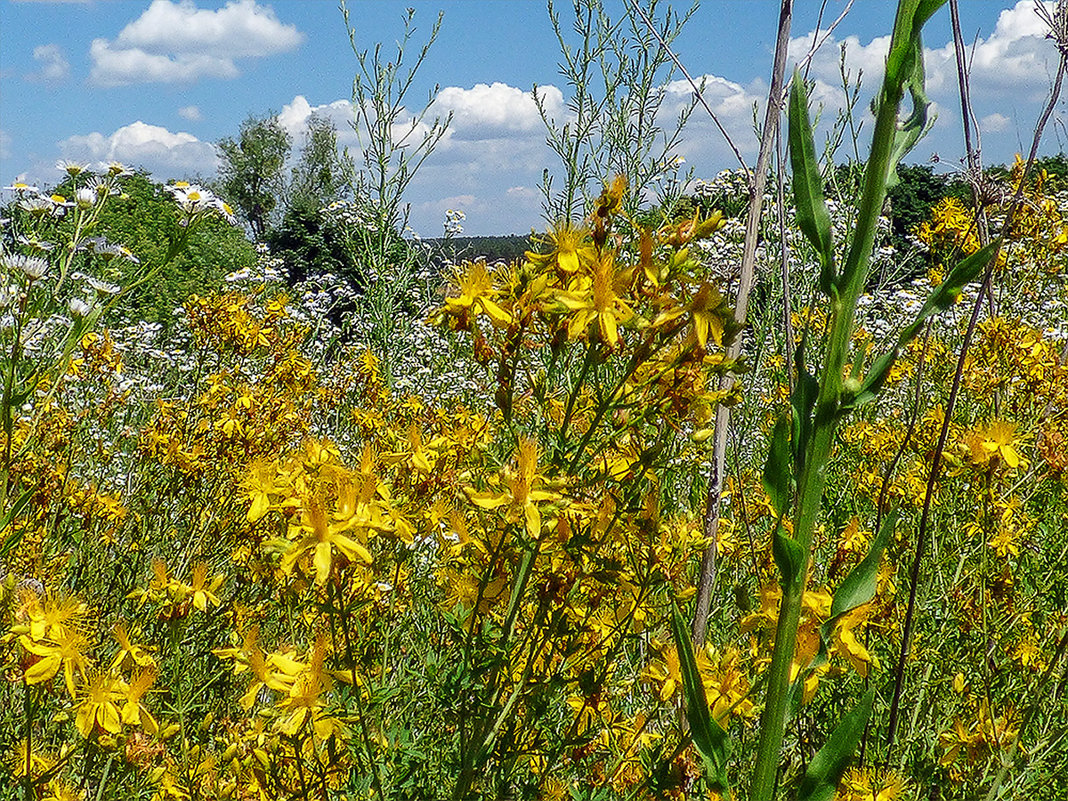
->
[92,173,255,323]
[289,113,356,209]
[217,113,291,240]
[886,164,957,253]
[265,196,353,285]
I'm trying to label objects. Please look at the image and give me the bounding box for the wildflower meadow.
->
[1,0,1067,799]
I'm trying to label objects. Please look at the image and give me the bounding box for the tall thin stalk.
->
[691,0,794,645]
[886,26,1068,754]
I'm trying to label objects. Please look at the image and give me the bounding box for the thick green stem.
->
[749,3,924,796]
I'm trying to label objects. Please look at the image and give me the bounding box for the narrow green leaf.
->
[788,68,836,295]
[761,412,793,518]
[0,489,35,559]
[827,511,896,629]
[899,242,998,343]
[797,689,876,801]
[855,242,998,408]
[670,603,729,791]
[772,524,805,588]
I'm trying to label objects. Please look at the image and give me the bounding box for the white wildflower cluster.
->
[443,208,466,237]
[164,182,236,226]
[322,199,379,233]
[692,169,749,203]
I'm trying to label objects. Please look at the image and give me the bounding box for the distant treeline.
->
[428,234,535,264]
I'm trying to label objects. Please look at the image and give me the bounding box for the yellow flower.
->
[280,497,374,585]
[555,250,635,348]
[441,260,512,326]
[189,562,223,612]
[111,623,157,671]
[41,781,85,801]
[836,767,908,801]
[831,606,880,678]
[75,672,125,737]
[642,644,681,702]
[963,420,1023,469]
[526,221,596,275]
[121,670,159,736]
[21,630,93,698]
[465,437,560,537]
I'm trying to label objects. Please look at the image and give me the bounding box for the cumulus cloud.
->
[178,105,203,121]
[58,121,218,176]
[277,96,355,144]
[90,0,304,86]
[28,44,70,82]
[90,40,238,86]
[981,112,1013,133]
[432,82,565,137]
[791,2,1063,112]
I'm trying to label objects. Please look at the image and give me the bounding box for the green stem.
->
[749,3,924,796]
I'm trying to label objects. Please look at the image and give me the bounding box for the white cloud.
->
[433,82,565,137]
[277,96,355,143]
[981,112,1012,133]
[117,0,303,57]
[29,44,70,82]
[793,2,1063,107]
[90,0,304,86]
[90,39,239,86]
[506,185,539,200]
[58,121,218,177]
[0,129,11,160]
[178,105,203,121]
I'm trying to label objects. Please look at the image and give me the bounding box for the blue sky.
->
[2,0,1066,235]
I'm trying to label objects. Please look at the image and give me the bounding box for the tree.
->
[217,113,291,240]
[289,113,356,209]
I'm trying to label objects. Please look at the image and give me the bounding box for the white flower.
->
[212,198,237,225]
[0,285,18,308]
[18,197,52,217]
[95,242,140,264]
[56,159,89,177]
[85,276,121,296]
[4,253,49,281]
[75,188,96,209]
[16,236,55,253]
[3,181,39,194]
[68,297,92,318]
[102,161,132,177]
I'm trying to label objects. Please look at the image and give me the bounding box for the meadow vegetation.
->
[0,0,1066,799]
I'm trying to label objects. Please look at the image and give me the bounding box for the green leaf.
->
[878,0,946,186]
[797,689,876,801]
[825,511,897,634]
[772,524,805,588]
[789,69,836,295]
[761,411,793,518]
[854,242,998,408]
[899,242,999,343]
[0,489,35,559]
[670,603,729,792]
